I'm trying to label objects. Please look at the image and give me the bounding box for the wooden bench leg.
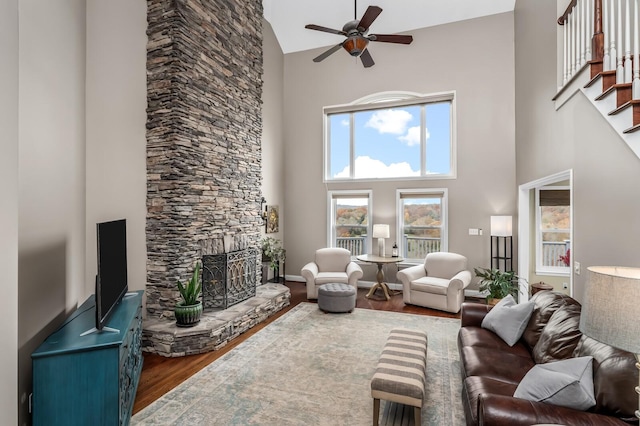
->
[414,406,421,425]
[373,398,380,426]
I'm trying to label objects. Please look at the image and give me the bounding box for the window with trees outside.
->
[396,189,448,262]
[324,92,455,181]
[328,190,372,256]
[536,187,570,275]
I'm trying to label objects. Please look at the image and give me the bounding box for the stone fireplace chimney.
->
[145,0,264,319]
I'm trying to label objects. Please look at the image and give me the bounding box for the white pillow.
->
[514,356,596,411]
[481,294,534,346]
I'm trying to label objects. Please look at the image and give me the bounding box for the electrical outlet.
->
[574,261,581,275]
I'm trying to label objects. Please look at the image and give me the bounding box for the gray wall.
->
[262,20,285,246]
[515,0,640,301]
[86,0,147,295]
[18,2,86,423]
[282,13,517,285]
[0,0,19,422]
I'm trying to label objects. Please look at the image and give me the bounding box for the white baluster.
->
[564,21,569,84]
[586,0,593,61]
[618,0,624,83]
[572,7,577,76]
[604,0,611,70]
[576,0,585,69]
[611,0,618,73]
[633,0,640,98]
[625,0,633,82]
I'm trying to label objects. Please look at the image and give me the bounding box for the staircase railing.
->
[559,0,640,98]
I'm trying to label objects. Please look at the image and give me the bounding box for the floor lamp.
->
[490,215,512,271]
[579,266,640,420]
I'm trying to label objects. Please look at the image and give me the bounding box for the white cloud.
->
[398,126,431,147]
[341,119,349,126]
[333,156,419,179]
[365,109,413,135]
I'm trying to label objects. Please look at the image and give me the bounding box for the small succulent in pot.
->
[175,261,203,327]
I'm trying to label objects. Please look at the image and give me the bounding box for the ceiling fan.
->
[304,1,414,68]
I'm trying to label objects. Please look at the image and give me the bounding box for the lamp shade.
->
[579,266,640,353]
[490,215,512,237]
[372,224,390,239]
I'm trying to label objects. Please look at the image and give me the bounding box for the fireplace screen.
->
[202,248,257,310]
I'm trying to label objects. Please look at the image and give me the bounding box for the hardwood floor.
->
[132,281,460,415]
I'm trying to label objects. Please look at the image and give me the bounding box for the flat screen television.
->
[82,219,129,336]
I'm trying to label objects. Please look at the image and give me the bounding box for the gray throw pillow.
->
[513,356,596,411]
[481,295,534,346]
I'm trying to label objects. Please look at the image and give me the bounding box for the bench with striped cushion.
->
[370,328,428,426]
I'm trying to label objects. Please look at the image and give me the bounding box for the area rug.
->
[132,303,464,425]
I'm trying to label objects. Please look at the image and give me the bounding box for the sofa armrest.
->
[460,302,492,328]
[397,264,426,285]
[300,262,318,286]
[346,261,363,286]
[478,393,631,426]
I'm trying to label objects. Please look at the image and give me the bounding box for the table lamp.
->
[579,266,640,420]
[372,224,390,257]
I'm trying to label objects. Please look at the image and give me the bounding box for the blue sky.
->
[329,102,451,178]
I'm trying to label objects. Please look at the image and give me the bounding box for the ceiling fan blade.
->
[313,43,344,62]
[305,24,347,36]
[360,48,375,68]
[357,6,382,32]
[369,34,413,44]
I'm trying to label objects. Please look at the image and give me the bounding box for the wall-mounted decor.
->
[266,205,279,233]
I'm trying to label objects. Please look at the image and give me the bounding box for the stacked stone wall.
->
[146,0,263,318]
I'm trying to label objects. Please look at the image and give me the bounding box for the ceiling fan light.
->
[343,35,368,57]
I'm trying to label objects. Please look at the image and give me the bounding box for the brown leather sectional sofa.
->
[458,291,639,426]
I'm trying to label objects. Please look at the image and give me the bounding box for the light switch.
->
[468,228,479,236]
[574,261,581,275]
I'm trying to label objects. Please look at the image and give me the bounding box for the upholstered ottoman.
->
[317,283,356,313]
[371,328,428,426]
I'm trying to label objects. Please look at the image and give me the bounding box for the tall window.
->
[328,190,372,256]
[536,187,570,275]
[324,92,455,181]
[396,189,448,261]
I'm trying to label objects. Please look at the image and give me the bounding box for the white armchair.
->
[397,252,472,313]
[301,248,363,299]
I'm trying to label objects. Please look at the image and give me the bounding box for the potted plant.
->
[261,237,286,283]
[261,237,286,271]
[175,261,203,327]
[474,267,521,305]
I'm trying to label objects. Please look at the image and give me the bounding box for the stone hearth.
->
[142,283,290,357]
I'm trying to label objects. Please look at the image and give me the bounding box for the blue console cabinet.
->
[32,290,143,426]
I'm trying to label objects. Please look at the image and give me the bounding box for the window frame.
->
[323,91,457,182]
[535,186,571,276]
[396,188,448,263]
[327,189,373,257]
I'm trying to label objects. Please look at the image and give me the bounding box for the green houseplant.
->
[474,267,521,305]
[175,261,203,327]
[261,237,286,271]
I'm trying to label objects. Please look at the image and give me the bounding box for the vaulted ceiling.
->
[263,0,516,54]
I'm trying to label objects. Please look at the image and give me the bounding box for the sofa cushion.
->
[522,291,580,351]
[514,356,596,411]
[410,276,450,295]
[424,252,467,279]
[481,295,535,346]
[460,346,535,384]
[457,327,531,359]
[573,335,639,418]
[315,272,348,284]
[532,303,582,364]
